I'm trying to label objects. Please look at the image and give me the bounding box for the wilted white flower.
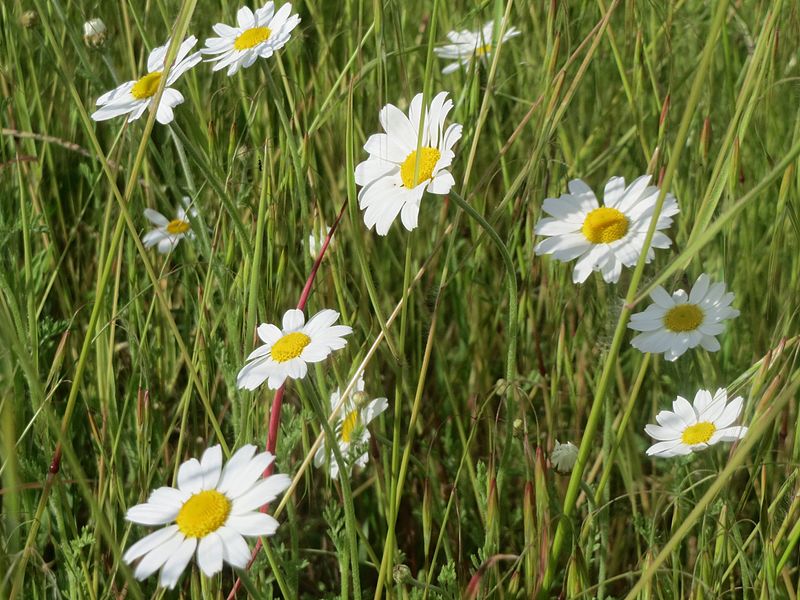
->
[551,440,578,473]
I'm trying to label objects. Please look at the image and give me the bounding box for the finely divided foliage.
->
[3,1,800,599]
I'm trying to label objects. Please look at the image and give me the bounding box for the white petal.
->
[227,513,280,537]
[282,308,305,331]
[133,531,185,581]
[231,474,292,513]
[158,537,197,590]
[197,533,224,577]
[217,526,252,568]
[177,458,204,494]
[124,525,180,563]
[199,445,223,490]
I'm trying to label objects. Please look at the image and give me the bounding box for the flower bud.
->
[551,440,578,473]
[83,18,108,48]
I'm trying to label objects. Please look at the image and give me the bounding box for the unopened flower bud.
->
[83,18,108,48]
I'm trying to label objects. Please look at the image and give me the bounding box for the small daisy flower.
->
[534,175,679,284]
[629,273,739,361]
[645,388,747,457]
[123,444,290,589]
[202,3,301,76]
[91,36,201,125]
[142,197,197,254]
[354,91,462,235]
[434,20,521,74]
[237,308,352,390]
[313,374,389,479]
[308,224,333,259]
[550,440,578,473]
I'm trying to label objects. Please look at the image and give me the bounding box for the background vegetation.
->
[1,0,799,598]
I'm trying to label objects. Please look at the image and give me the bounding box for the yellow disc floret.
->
[271,332,311,362]
[581,207,629,244]
[341,409,360,444]
[176,490,231,538]
[166,219,191,235]
[681,421,716,445]
[400,147,441,189]
[475,43,492,57]
[664,304,704,332]
[234,26,272,50]
[131,72,163,100]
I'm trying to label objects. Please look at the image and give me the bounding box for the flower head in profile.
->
[534,175,679,284]
[91,36,201,125]
[237,308,352,390]
[313,374,388,479]
[550,440,578,473]
[202,3,301,75]
[434,20,521,74]
[645,388,747,457]
[308,223,333,259]
[354,91,462,235]
[123,444,290,589]
[629,273,738,361]
[142,197,197,254]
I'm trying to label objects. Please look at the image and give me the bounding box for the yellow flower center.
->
[681,421,716,445]
[400,147,441,189]
[664,304,704,332]
[581,207,630,244]
[271,331,311,362]
[475,43,492,57]
[341,409,360,444]
[130,71,163,100]
[234,26,272,50]
[166,219,191,235]
[175,490,231,538]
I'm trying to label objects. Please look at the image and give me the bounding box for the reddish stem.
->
[227,201,348,599]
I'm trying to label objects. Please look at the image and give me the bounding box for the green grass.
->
[2,0,800,598]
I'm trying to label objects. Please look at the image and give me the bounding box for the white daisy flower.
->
[354,91,462,235]
[434,20,521,74]
[534,175,680,284]
[645,388,747,457]
[550,440,578,473]
[142,197,197,254]
[91,36,201,125]
[123,444,290,589]
[202,2,301,76]
[237,308,352,390]
[308,224,332,259]
[313,374,388,479]
[629,273,739,361]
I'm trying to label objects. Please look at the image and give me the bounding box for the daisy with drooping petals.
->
[550,440,578,473]
[123,444,290,589]
[91,36,201,125]
[142,197,197,254]
[434,20,521,74]
[629,273,739,361]
[313,374,388,479]
[644,388,747,457]
[202,3,301,76]
[354,91,462,235]
[534,175,680,284]
[237,308,352,390]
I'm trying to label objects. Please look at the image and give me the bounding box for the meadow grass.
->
[2,0,800,598]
